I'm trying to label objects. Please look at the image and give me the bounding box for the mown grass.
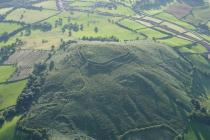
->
[0,65,16,83]
[0,80,27,110]
[0,116,21,140]
[155,12,195,30]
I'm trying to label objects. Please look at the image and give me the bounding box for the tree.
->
[68,31,72,37]
[0,116,5,126]
[49,61,55,71]
[94,27,98,33]
[80,24,83,31]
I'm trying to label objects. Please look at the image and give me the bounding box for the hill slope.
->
[15,41,210,140]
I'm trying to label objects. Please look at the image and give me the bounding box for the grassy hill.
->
[14,41,210,140]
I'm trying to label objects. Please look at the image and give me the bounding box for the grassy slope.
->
[16,41,210,140]
[0,116,21,140]
[184,120,210,140]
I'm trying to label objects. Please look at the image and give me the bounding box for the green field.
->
[6,8,58,23]
[0,116,21,140]
[179,44,207,53]
[0,23,22,35]
[155,12,195,30]
[44,11,145,41]
[0,65,16,83]
[137,28,168,39]
[119,18,146,30]
[34,0,57,10]
[0,80,27,110]
[95,5,135,16]
[158,37,192,47]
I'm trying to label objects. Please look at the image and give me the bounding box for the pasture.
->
[0,80,27,110]
[6,8,58,23]
[137,28,168,39]
[0,23,22,36]
[179,44,207,53]
[158,37,192,47]
[34,0,57,10]
[0,65,16,83]
[95,5,135,16]
[119,18,146,30]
